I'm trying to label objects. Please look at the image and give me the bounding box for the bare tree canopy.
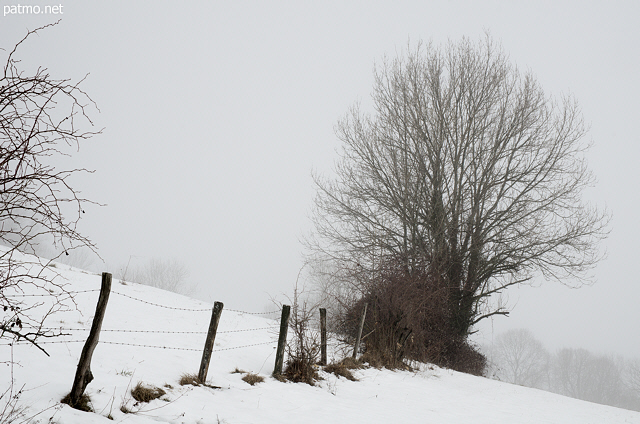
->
[488,328,549,388]
[1,23,101,352]
[117,257,194,296]
[310,35,609,341]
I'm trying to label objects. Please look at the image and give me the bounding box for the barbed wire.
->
[4,288,281,316]
[225,308,280,316]
[109,291,212,311]
[100,341,203,351]
[3,338,277,352]
[27,326,277,334]
[213,341,276,352]
[0,339,86,345]
[2,289,100,298]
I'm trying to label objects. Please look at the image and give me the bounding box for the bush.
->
[280,279,322,385]
[339,258,486,374]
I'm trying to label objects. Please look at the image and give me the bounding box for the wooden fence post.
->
[273,304,290,376]
[352,302,367,359]
[67,272,111,408]
[198,301,224,383]
[319,308,327,366]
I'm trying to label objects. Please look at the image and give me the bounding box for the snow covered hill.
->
[2,262,639,424]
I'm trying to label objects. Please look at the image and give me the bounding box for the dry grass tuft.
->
[323,357,365,381]
[131,382,166,403]
[284,358,322,386]
[178,372,222,389]
[241,373,264,386]
[61,392,93,412]
[272,373,287,383]
[231,368,247,374]
[360,351,413,371]
[179,373,202,386]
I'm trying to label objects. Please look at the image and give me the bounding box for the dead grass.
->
[323,357,365,381]
[178,372,221,389]
[272,373,287,382]
[284,358,322,386]
[61,392,93,412]
[179,373,202,386]
[241,373,265,386]
[131,382,166,403]
[231,368,247,374]
[361,351,413,371]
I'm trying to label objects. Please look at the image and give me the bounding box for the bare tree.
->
[309,35,609,349]
[0,23,100,353]
[489,328,549,388]
[117,257,194,296]
[623,358,640,411]
[551,348,625,406]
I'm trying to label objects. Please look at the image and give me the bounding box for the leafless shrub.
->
[0,384,27,424]
[1,23,101,354]
[281,273,322,385]
[336,257,485,374]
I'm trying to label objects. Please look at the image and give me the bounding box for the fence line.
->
[3,338,278,353]
[29,325,277,334]
[4,272,293,405]
[4,289,280,316]
[225,308,280,316]
[3,289,100,298]
[110,291,212,311]
[109,291,280,316]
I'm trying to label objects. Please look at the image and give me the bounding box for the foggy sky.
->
[1,1,638,358]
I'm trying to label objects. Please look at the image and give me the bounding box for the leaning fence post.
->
[273,304,290,376]
[319,308,327,366]
[198,301,224,383]
[352,302,367,359]
[66,272,111,408]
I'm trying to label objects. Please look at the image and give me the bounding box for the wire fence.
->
[3,273,302,406]
[2,287,282,355]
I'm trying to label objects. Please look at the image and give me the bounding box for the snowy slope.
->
[2,262,639,424]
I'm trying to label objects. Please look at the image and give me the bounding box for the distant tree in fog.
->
[490,328,549,388]
[117,257,195,296]
[552,348,624,406]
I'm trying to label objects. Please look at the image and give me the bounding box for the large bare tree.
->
[1,23,100,353]
[310,36,608,345]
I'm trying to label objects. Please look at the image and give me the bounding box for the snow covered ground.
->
[2,261,640,424]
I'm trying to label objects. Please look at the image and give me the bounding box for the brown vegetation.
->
[131,382,166,403]
[241,373,265,386]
